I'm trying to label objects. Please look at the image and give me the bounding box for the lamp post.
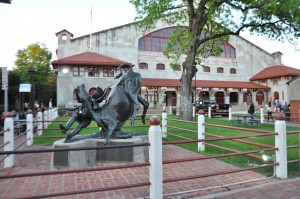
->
[28,67,36,114]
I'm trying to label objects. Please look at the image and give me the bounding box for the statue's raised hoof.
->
[142,115,146,125]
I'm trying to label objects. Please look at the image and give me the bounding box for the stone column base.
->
[51,135,148,170]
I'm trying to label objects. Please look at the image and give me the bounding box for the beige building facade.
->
[52,19,289,109]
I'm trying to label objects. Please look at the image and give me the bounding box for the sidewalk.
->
[195,177,300,199]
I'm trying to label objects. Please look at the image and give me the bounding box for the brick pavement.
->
[196,177,300,199]
[0,145,272,199]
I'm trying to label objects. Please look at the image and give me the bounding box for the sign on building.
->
[2,67,8,90]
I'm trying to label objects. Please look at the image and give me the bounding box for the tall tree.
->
[14,42,56,106]
[130,0,300,121]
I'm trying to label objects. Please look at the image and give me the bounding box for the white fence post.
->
[193,106,195,118]
[55,108,59,118]
[49,108,53,124]
[208,107,211,118]
[37,109,43,136]
[229,106,232,121]
[274,112,287,179]
[260,107,264,123]
[169,106,172,115]
[4,112,15,168]
[198,110,205,152]
[48,108,52,122]
[43,109,48,129]
[26,110,33,146]
[162,110,167,138]
[148,116,163,199]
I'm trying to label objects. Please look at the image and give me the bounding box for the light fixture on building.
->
[62,67,69,74]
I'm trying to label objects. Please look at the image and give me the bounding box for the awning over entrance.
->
[141,78,270,90]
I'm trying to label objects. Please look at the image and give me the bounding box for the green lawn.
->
[34,114,300,177]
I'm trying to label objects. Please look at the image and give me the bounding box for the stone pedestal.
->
[51,135,148,170]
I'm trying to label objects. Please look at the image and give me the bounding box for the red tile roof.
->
[250,65,300,81]
[142,78,270,89]
[51,51,130,68]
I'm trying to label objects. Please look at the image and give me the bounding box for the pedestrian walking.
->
[266,101,273,122]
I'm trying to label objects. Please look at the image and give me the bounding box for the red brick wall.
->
[290,100,300,122]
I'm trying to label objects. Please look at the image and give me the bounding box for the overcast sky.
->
[0,0,299,70]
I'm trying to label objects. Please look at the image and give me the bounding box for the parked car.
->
[216,103,231,117]
[194,99,231,117]
[194,99,219,116]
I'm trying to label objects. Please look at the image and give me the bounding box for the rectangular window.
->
[139,63,148,69]
[225,45,231,58]
[231,48,236,58]
[138,38,144,50]
[103,67,114,77]
[156,64,165,70]
[145,37,151,51]
[152,38,159,51]
[272,77,279,85]
[88,67,100,77]
[73,66,85,76]
[259,79,267,83]
[161,38,168,51]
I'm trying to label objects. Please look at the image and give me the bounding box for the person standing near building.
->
[266,101,273,122]
[248,102,255,119]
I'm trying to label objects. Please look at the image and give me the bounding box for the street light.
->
[28,67,36,114]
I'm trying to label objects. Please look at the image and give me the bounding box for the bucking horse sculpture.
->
[60,63,149,145]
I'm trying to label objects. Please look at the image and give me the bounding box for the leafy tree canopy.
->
[14,42,52,88]
[13,42,56,107]
[130,0,300,121]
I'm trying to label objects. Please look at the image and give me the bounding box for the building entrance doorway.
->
[165,91,177,106]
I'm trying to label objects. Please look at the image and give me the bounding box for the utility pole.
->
[28,67,36,114]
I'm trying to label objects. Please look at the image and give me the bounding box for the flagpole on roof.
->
[89,4,93,52]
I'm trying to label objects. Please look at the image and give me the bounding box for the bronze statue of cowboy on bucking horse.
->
[59,63,149,145]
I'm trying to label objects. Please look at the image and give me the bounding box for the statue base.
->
[51,135,148,170]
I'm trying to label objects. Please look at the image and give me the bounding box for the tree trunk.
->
[180,57,196,121]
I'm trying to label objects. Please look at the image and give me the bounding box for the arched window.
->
[138,26,236,58]
[217,67,224,73]
[203,66,210,72]
[230,68,236,74]
[139,62,148,69]
[156,63,165,70]
[138,27,183,52]
[62,34,68,40]
[223,43,236,58]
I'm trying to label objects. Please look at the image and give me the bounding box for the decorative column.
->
[198,110,205,152]
[149,116,163,199]
[4,112,14,168]
[275,112,287,179]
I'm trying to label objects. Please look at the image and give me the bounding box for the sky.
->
[0,0,299,71]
